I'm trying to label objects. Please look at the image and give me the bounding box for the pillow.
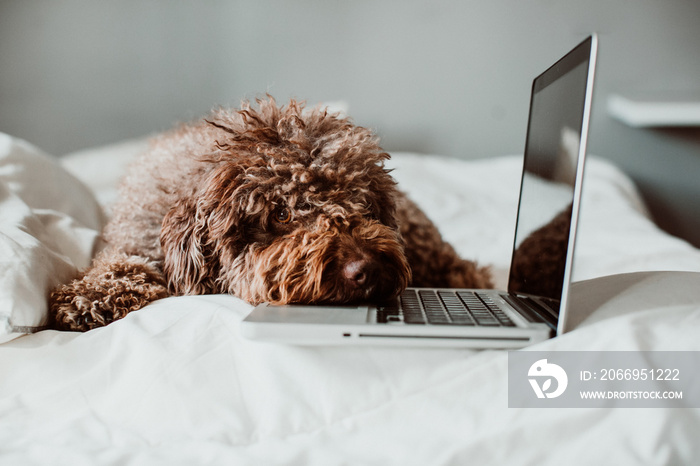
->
[0,133,104,342]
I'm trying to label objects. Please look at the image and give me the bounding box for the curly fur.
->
[50,96,492,331]
[509,203,572,299]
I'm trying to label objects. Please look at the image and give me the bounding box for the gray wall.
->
[1,1,699,246]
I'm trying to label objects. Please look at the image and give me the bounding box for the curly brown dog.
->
[50,97,492,331]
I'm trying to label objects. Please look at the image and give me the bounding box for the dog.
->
[509,203,573,300]
[50,96,492,331]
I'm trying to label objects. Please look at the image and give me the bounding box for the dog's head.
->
[160,97,411,305]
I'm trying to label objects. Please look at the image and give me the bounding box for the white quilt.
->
[1,133,700,465]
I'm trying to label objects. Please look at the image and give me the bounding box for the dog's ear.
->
[160,197,219,295]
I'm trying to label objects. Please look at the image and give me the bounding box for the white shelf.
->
[607,92,700,127]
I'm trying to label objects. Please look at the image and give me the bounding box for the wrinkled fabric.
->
[1,278,699,465]
[0,134,103,341]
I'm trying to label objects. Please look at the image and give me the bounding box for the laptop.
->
[241,34,598,348]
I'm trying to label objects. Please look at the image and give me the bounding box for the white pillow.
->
[0,133,104,342]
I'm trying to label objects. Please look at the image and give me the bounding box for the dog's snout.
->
[343,259,374,288]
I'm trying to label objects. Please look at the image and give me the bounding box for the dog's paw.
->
[49,253,168,332]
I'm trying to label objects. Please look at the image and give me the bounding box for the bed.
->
[1,131,700,465]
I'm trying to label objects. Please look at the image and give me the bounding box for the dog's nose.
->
[343,259,373,288]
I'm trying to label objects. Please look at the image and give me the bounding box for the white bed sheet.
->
[1,138,700,465]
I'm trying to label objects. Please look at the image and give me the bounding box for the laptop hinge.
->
[501,294,557,331]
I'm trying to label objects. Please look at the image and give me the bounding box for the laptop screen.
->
[507,36,595,322]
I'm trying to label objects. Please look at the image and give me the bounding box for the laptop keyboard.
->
[378,289,515,327]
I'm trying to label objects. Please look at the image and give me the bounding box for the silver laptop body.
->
[241,35,598,348]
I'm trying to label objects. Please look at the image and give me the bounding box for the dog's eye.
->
[274,207,292,224]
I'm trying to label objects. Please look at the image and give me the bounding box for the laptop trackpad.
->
[247,303,370,325]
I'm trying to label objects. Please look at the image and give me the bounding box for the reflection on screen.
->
[508,58,589,305]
